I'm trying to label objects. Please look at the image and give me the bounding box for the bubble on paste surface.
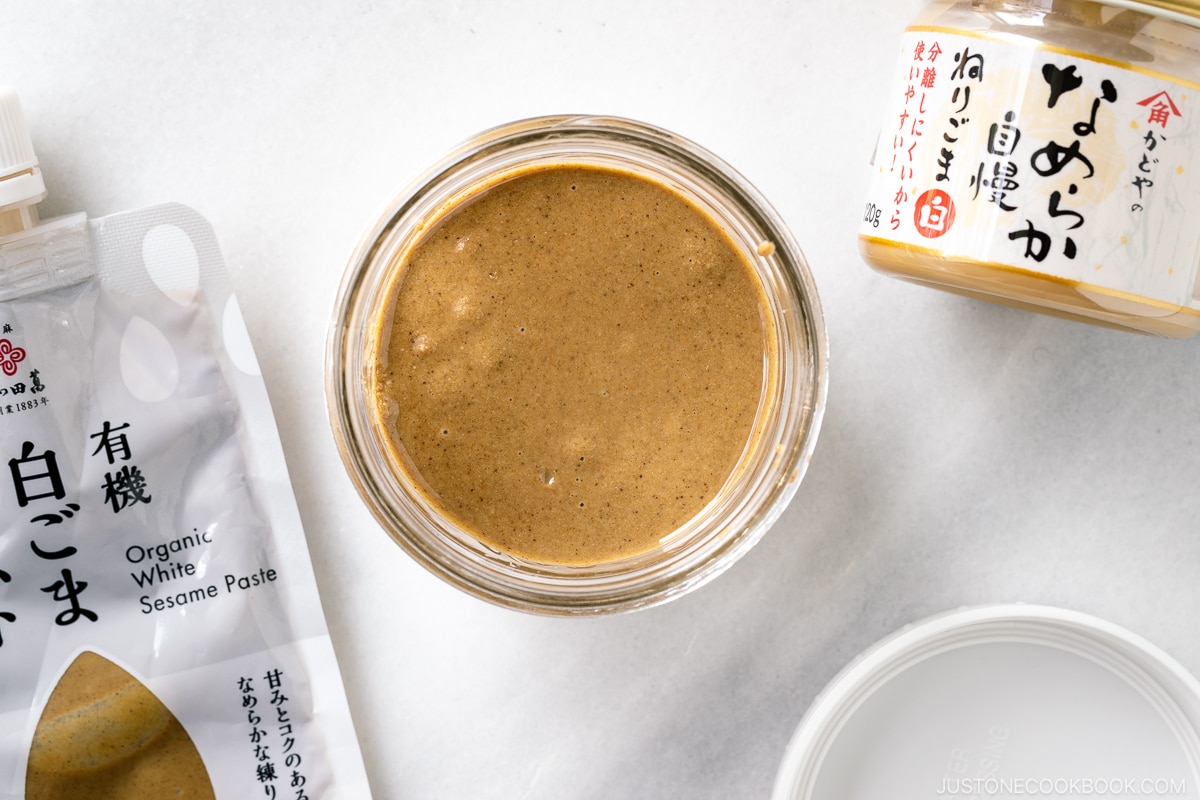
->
[120,317,179,403]
[222,295,261,376]
[142,224,200,307]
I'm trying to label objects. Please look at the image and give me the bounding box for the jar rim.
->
[1121,0,1200,24]
[326,115,828,615]
[1043,0,1200,25]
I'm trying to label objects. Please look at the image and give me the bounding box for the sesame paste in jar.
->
[372,164,771,565]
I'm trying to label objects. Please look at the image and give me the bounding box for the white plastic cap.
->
[0,86,46,208]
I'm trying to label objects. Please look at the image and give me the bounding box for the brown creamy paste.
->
[26,652,215,799]
[374,164,770,564]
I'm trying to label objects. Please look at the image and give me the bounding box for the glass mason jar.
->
[326,116,827,615]
[860,1,1200,337]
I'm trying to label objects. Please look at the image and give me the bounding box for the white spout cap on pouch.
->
[0,86,47,209]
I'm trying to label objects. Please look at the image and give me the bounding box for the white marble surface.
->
[5,2,1200,798]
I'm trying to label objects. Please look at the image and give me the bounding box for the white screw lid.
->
[0,86,46,208]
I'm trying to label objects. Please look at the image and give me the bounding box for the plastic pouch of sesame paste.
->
[0,87,372,799]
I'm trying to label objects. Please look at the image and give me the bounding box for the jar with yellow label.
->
[860,0,1200,337]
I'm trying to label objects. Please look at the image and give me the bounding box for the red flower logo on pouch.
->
[914,189,956,239]
[0,339,26,377]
